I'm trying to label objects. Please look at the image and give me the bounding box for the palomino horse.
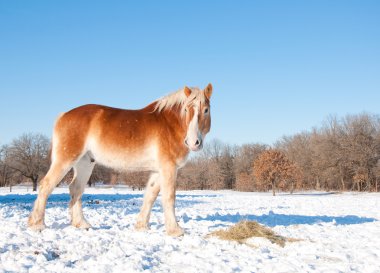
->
[28,84,213,237]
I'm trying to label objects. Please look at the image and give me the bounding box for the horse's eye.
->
[204,108,209,114]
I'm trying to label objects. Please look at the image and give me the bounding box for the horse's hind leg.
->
[28,160,72,231]
[69,153,95,229]
[135,173,160,231]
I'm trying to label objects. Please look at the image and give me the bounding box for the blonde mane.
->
[154,87,205,117]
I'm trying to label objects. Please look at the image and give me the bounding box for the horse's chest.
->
[176,155,189,169]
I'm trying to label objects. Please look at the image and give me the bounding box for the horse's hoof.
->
[72,220,92,229]
[135,222,149,232]
[167,226,184,237]
[28,223,46,232]
[28,216,46,232]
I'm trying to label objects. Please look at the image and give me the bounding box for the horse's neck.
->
[161,107,187,134]
[142,102,187,137]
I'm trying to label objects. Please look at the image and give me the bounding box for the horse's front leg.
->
[160,165,184,237]
[135,173,160,231]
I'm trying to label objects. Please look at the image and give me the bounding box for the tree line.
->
[1,113,380,193]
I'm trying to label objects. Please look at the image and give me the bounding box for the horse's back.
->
[56,104,142,133]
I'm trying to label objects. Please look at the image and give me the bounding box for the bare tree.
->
[121,171,150,190]
[234,143,267,191]
[206,159,225,190]
[341,114,380,191]
[6,133,50,191]
[276,133,315,190]
[201,139,225,161]
[177,161,197,190]
[89,165,113,186]
[234,144,268,176]
[316,116,350,191]
[0,145,16,190]
[192,157,213,190]
[218,144,236,189]
[179,139,237,190]
[373,161,380,192]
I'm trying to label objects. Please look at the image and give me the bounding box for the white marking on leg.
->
[69,154,94,229]
[136,173,160,231]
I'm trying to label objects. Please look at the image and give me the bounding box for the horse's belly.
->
[88,140,159,171]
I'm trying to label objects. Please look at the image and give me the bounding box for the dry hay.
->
[210,221,300,247]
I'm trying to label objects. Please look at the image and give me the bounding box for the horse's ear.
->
[204,83,213,99]
[184,86,192,97]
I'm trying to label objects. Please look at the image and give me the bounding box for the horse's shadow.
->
[1,193,376,228]
[0,193,143,209]
[187,211,377,227]
[0,193,143,203]
[0,192,205,212]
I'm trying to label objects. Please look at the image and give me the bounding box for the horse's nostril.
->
[195,139,200,146]
[185,139,189,146]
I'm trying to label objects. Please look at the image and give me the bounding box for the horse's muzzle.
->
[184,138,203,152]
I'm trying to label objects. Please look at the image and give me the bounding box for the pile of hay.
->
[210,221,292,247]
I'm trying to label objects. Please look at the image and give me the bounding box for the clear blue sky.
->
[1,1,379,146]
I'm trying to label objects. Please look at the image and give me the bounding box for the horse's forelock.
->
[154,87,205,117]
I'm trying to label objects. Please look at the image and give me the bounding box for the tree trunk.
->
[366,180,371,192]
[32,178,38,192]
[339,165,345,191]
[290,181,294,194]
[366,179,371,192]
[272,180,276,196]
[367,169,371,192]
[316,177,320,190]
[376,177,378,192]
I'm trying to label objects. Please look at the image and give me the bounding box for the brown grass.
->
[210,221,299,247]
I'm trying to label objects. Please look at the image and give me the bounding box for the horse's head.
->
[183,84,213,152]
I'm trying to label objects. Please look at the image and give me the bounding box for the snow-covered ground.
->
[0,186,379,273]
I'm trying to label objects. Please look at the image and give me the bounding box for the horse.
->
[28,84,213,237]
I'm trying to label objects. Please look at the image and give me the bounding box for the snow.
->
[1,186,380,273]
